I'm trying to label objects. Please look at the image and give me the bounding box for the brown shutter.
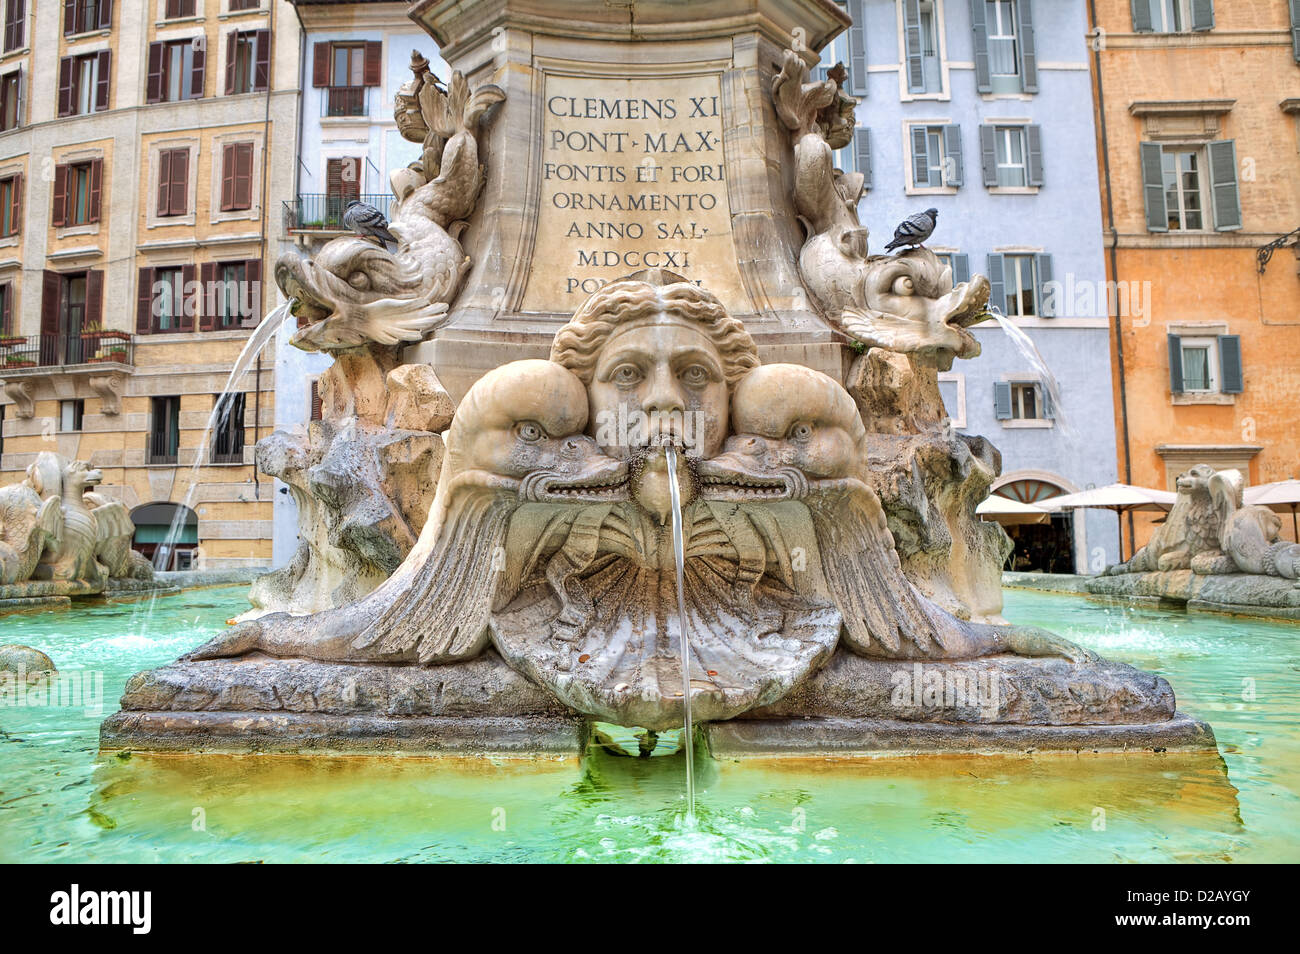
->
[62,0,74,34]
[8,172,20,235]
[146,42,163,103]
[312,42,329,88]
[84,269,103,332]
[97,0,112,29]
[94,51,110,111]
[41,270,61,338]
[88,159,102,223]
[224,31,236,94]
[1,281,11,336]
[252,29,269,91]
[51,164,68,226]
[57,57,72,116]
[136,267,153,334]
[169,149,187,215]
[363,42,381,87]
[234,142,253,210]
[198,262,216,330]
[190,39,205,99]
[310,380,322,421]
[220,143,234,210]
[156,149,170,215]
[179,264,195,331]
[244,257,261,319]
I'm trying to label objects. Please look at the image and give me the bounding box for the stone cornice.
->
[1128,99,1235,118]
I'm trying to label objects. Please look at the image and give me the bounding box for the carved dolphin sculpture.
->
[701,364,1093,662]
[188,360,627,664]
[0,484,61,585]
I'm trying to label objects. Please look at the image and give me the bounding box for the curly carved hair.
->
[550,272,759,389]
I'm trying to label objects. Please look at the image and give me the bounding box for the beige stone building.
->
[0,0,300,567]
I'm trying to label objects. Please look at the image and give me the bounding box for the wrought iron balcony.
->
[0,331,134,373]
[321,86,369,118]
[283,193,391,232]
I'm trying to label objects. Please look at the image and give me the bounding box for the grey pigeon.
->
[343,200,397,247]
[883,208,938,252]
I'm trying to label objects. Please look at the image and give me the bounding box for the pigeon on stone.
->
[883,208,938,252]
[343,200,398,248]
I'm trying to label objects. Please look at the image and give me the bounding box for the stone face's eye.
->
[611,364,642,386]
[680,365,710,388]
[892,276,915,296]
[348,272,370,289]
[516,422,545,443]
[789,422,813,441]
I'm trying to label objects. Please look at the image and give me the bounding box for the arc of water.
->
[985,307,1078,447]
[664,442,696,825]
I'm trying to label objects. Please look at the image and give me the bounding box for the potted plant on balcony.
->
[4,353,35,369]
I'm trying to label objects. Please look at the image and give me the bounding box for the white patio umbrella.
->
[1040,483,1178,561]
[1244,479,1300,539]
[976,495,1050,526]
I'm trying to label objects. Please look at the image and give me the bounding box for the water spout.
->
[987,309,1078,446]
[663,442,695,824]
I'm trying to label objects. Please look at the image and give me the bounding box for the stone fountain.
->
[100,0,1213,757]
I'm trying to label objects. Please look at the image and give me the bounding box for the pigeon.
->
[343,200,398,248]
[883,208,938,252]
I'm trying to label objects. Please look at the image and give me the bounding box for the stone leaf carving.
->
[276,58,505,353]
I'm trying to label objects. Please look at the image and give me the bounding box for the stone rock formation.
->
[0,644,56,682]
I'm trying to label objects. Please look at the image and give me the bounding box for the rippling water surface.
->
[1,586,1296,863]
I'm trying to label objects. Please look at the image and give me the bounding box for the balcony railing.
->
[283,193,391,232]
[148,429,178,466]
[0,331,134,371]
[322,85,369,118]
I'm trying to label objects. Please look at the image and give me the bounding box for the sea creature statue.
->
[275,52,504,352]
[1212,469,1300,579]
[771,49,989,370]
[0,483,60,585]
[193,273,1091,732]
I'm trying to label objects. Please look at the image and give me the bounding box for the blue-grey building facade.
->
[818,0,1121,572]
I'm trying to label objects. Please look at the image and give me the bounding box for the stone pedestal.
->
[1085,570,1300,621]
[404,0,854,400]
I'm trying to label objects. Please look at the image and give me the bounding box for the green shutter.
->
[994,381,1013,419]
[853,127,871,190]
[1218,334,1243,393]
[1167,334,1184,394]
[969,0,992,93]
[986,253,1006,314]
[1207,140,1241,232]
[1140,142,1168,232]
[980,124,998,187]
[1040,384,1055,420]
[1017,0,1038,93]
[952,252,970,285]
[1291,0,1300,63]
[1035,253,1054,317]
[911,125,931,187]
[1026,124,1044,186]
[1190,0,1214,32]
[903,0,925,93]
[942,124,963,187]
[1131,0,1153,32]
[848,0,868,96]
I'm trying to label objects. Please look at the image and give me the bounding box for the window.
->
[149,396,181,465]
[157,148,189,217]
[147,39,204,103]
[0,173,20,236]
[902,0,943,94]
[987,252,1054,317]
[1133,0,1214,34]
[153,267,183,332]
[52,161,102,227]
[0,70,19,130]
[993,380,1050,421]
[1010,382,1038,419]
[39,269,102,364]
[228,0,259,10]
[994,126,1024,186]
[136,265,195,334]
[312,41,380,116]
[200,259,260,329]
[220,142,254,211]
[985,1,1018,77]
[935,251,971,284]
[164,0,196,17]
[325,157,361,223]
[1140,141,1240,233]
[971,0,1036,94]
[909,123,963,189]
[3,0,23,52]
[979,123,1042,189]
[211,392,245,464]
[224,29,269,95]
[64,0,108,35]
[1002,254,1037,317]
[1168,333,1241,396]
[59,399,84,433]
[57,51,110,116]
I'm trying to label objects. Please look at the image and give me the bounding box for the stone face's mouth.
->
[522,458,630,503]
[697,454,807,501]
[942,274,992,359]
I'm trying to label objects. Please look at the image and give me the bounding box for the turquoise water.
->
[1,586,1297,863]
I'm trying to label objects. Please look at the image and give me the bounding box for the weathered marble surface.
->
[0,643,56,678]
[1086,570,1300,619]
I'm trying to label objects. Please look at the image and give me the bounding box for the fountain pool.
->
[1,586,1296,863]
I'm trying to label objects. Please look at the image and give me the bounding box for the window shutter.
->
[41,270,61,340]
[94,50,110,111]
[179,264,195,331]
[84,269,102,331]
[234,142,253,210]
[986,253,1006,314]
[252,29,270,91]
[97,0,111,30]
[244,257,262,319]
[1016,0,1037,93]
[903,0,925,94]
[1291,0,1300,63]
[1131,0,1154,32]
[1025,124,1044,186]
[157,149,171,215]
[57,56,72,116]
[51,164,67,226]
[1040,384,1054,420]
[969,0,992,94]
[942,124,963,188]
[363,41,382,87]
[220,143,235,210]
[312,42,329,87]
[136,267,153,334]
[1140,142,1168,232]
[8,172,20,235]
[169,149,188,215]
[88,159,102,222]
[910,125,930,188]
[224,31,236,95]
[951,253,970,285]
[1035,253,1054,317]
[1167,334,1184,394]
[62,0,73,34]
[847,0,867,96]
[853,127,871,190]
[310,380,322,421]
[199,262,216,330]
[979,125,998,187]
[1207,140,1241,232]
[146,42,163,103]
[993,381,1012,420]
[1218,335,1243,394]
[1,281,10,335]
[190,39,205,99]
[1190,0,1214,32]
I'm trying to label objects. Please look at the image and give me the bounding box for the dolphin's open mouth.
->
[521,458,630,503]
[697,454,807,501]
[942,275,992,357]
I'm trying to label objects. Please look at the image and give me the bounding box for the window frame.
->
[0,69,19,130]
[1002,253,1039,318]
[1161,145,1208,232]
[1177,335,1219,393]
